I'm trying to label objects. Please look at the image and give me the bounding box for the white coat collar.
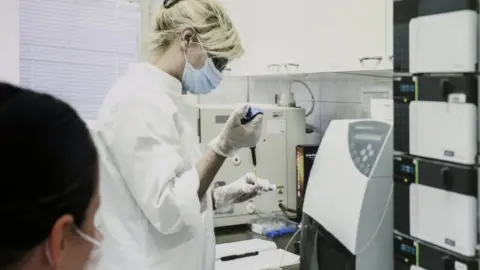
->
[129,62,199,122]
[130,62,183,96]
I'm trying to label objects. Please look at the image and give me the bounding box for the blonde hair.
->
[149,0,244,61]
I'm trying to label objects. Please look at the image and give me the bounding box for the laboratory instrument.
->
[393,76,478,165]
[393,154,478,257]
[409,0,478,73]
[295,144,319,221]
[277,92,296,107]
[394,0,479,74]
[394,234,478,270]
[300,119,393,270]
[275,80,316,117]
[197,104,306,227]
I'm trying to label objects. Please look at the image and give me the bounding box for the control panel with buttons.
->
[347,121,390,177]
[393,155,416,234]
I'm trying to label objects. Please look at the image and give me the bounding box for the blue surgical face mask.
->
[182,42,224,95]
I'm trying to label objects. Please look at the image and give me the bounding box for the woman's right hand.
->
[209,104,264,157]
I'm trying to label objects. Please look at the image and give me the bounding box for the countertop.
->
[215,225,300,270]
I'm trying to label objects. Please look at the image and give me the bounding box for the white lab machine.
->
[394,76,479,165]
[300,119,393,270]
[197,104,306,227]
[409,76,478,165]
[409,1,479,73]
[393,155,479,257]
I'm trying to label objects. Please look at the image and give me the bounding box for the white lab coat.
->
[94,63,215,270]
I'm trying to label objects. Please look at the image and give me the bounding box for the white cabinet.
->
[222,0,311,76]
[221,0,262,76]
[310,0,391,72]
[221,0,393,76]
[0,0,19,84]
[386,0,394,63]
[257,0,311,74]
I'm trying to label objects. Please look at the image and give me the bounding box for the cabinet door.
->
[313,0,360,71]
[302,0,332,73]
[251,0,307,75]
[357,0,387,69]
[282,0,311,74]
[386,0,393,63]
[311,0,388,72]
[222,0,317,75]
[251,0,282,74]
[221,0,263,76]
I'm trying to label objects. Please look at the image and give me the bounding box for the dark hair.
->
[0,83,98,269]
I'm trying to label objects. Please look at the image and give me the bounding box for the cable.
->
[248,207,301,268]
[288,80,315,117]
[284,227,301,252]
[278,226,302,268]
[278,203,297,214]
[356,184,393,255]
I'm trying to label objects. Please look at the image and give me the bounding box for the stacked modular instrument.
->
[393,0,480,269]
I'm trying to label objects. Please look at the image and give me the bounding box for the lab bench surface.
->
[215,225,300,270]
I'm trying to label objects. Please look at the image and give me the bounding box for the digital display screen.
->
[399,83,415,93]
[354,133,382,141]
[400,243,416,255]
[399,164,414,175]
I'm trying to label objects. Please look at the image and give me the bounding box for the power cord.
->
[278,225,302,268]
[248,206,301,269]
[278,203,297,214]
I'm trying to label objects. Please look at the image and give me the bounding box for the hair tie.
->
[164,0,182,8]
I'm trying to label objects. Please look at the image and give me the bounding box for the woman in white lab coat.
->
[94,0,273,269]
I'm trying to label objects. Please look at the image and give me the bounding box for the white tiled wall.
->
[200,73,392,145]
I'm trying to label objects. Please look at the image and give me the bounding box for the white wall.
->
[200,74,392,145]
[0,0,19,84]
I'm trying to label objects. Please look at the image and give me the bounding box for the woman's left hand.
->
[213,173,275,209]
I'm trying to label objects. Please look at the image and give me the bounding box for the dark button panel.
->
[347,121,391,177]
[394,0,418,73]
[417,76,478,104]
[394,234,479,270]
[418,0,477,17]
[393,24,410,73]
[393,77,415,153]
[393,155,416,234]
[416,158,478,197]
[394,235,417,270]
[395,0,419,23]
